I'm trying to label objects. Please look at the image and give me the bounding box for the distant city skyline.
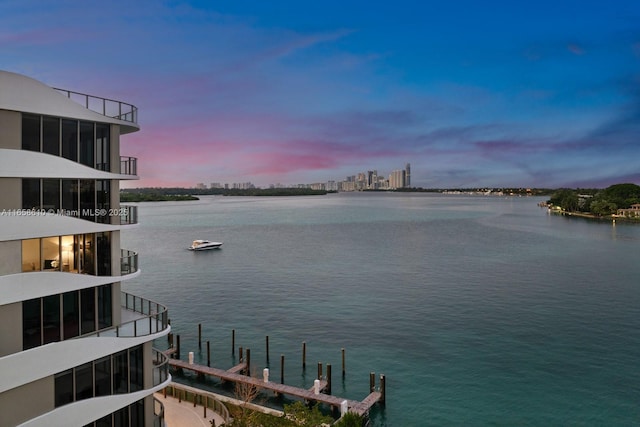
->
[2,1,639,189]
[196,163,412,191]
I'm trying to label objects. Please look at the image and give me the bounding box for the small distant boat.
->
[188,240,223,251]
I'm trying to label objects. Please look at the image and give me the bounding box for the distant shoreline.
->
[120,186,553,201]
[548,208,639,223]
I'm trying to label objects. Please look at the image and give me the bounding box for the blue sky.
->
[2,0,639,188]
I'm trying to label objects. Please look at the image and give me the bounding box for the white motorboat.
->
[188,240,223,251]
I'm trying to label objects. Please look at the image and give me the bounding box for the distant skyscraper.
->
[405,163,411,188]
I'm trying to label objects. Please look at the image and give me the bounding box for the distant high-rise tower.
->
[405,163,411,188]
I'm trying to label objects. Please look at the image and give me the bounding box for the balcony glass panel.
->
[120,205,138,225]
[120,156,137,175]
[121,249,138,275]
[152,349,170,387]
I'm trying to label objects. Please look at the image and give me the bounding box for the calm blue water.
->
[121,193,640,426]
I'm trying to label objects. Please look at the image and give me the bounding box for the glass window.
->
[55,369,74,407]
[42,236,60,271]
[79,121,94,167]
[75,362,94,401]
[80,287,96,335]
[22,178,41,210]
[22,238,41,272]
[97,232,111,276]
[96,181,110,224]
[95,414,111,427]
[62,119,78,161]
[43,295,61,344]
[80,180,95,221]
[96,123,110,172]
[23,298,41,349]
[113,350,129,394]
[63,291,79,339]
[97,284,112,329]
[78,233,95,275]
[22,114,40,151]
[61,235,75,272]
[62,179,79,214]
[113,406,129,427]
[94,356,111,397]
[129,346,144,392]
[42,179,61,211]
[42,116,60,155]
[130,400,144,426]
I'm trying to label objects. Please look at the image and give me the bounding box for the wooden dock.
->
[167,357,382,416]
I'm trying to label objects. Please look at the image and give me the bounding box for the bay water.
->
[121,193,640,426]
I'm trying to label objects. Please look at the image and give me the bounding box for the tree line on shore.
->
[547,183,640,217]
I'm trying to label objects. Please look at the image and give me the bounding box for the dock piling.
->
[302,341,306,369]
[198,323,202,349]
[380,374,386,404]
[246,348,251,375]
[317,362,322,380]
[266,335,270,363]
[206,341,211,367]
[327,364,332,394]
[232,329,235,356]
[370,372,375,393]
[280,354,285,384]
[176,335,181,360]
[341,348,346,377]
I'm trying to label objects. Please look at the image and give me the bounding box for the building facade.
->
[0,71,171,426]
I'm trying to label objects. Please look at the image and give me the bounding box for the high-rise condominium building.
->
[405,163,411,188]
[0,70,171,426]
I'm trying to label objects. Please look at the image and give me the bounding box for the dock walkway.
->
[167,357,381,416]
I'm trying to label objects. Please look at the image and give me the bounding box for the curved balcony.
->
[54,88,138,124]
[119,205,138,225]
[91,292,169,338]
[121,249,138,275]
[120,156,138,176]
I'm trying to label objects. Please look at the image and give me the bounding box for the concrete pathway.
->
[155,392,226,427]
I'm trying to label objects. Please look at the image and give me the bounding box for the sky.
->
[2,0,639,189]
